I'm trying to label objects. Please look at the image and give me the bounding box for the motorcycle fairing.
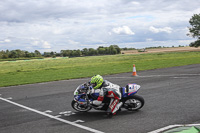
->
[127,83,141,96]
[74,83,140,102]
[121,83,141,97]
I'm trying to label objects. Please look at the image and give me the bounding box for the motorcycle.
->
[71,82,144,113]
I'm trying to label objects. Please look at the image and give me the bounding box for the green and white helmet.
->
[90,75,104,89]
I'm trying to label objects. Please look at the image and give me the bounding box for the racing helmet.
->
[90,75,103,89]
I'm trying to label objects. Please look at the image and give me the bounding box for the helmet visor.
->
[91,83,96,88]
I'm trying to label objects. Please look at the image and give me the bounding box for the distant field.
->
[0,51,200,87]
[121,46,200,54]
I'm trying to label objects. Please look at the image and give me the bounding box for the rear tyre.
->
[123,95,144,111]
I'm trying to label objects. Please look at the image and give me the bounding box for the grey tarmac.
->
[0,64,200,133]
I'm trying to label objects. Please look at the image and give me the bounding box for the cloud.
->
[42,41,51,49]
[32,40,39,46]
[4,39,11,42]
[31,39,51,51]
[0,39,11,43]
[131,1,140,5]
[149,26,173,33]
[0,0,199,52]
[112,26,135,35]
[146,38,153,42]
[67,40,80,45]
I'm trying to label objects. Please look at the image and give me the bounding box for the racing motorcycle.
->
[71,82,144,112]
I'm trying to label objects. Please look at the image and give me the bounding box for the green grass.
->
[0,51,200,87]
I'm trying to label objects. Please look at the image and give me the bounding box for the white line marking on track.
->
[105,74,200,79]
[54,115,61,118]
[6,97,12,100]
[59,111,71,114]
[59,111,75,116]
[74,120,85,123]
[64,114,71,116]
[44,110,53,113]
[0,97,104,133]
[186,124,200,126]
[1,74,199,90]
[172,77,189,79]
[148,124,200,133]
[148,125,183,133]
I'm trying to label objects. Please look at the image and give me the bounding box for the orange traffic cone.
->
[132,64,138,76]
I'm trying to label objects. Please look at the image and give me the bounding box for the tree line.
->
[0,45,121,59]
[59,45,121,57]
[0,50,42,59]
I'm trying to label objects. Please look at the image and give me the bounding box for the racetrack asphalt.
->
[0,64,200,133]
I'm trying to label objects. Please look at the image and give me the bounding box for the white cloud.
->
[32,41,39,46]
[112,26,135,35]
[146,38,153,42]
[42,41,51,49]
[68,40,80,45]
[0,39,11,43]
[30,39,51,49]
[4,39,11,42]
[130,1,140,5]
[149,26,173,33]
[0,0,199,52]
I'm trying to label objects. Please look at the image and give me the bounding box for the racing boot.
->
[112,102,123,114]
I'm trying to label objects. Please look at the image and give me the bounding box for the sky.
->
[0,0,200,52]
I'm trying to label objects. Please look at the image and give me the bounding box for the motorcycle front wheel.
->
[71,100,92,112]
[123,95,144,111]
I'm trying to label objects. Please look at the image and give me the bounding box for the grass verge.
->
[0,51,200,87]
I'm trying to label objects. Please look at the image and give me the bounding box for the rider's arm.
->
[91,88,107,105]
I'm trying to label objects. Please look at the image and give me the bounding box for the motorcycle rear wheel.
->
[71,100,92,112]
[123,95,144,111]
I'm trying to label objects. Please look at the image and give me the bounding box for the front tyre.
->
[123,95,144,111]
[71,100,92,112]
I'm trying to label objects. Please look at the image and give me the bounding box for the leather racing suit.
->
[92,80,122,114]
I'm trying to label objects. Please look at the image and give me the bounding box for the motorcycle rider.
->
[89,75,123,116]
